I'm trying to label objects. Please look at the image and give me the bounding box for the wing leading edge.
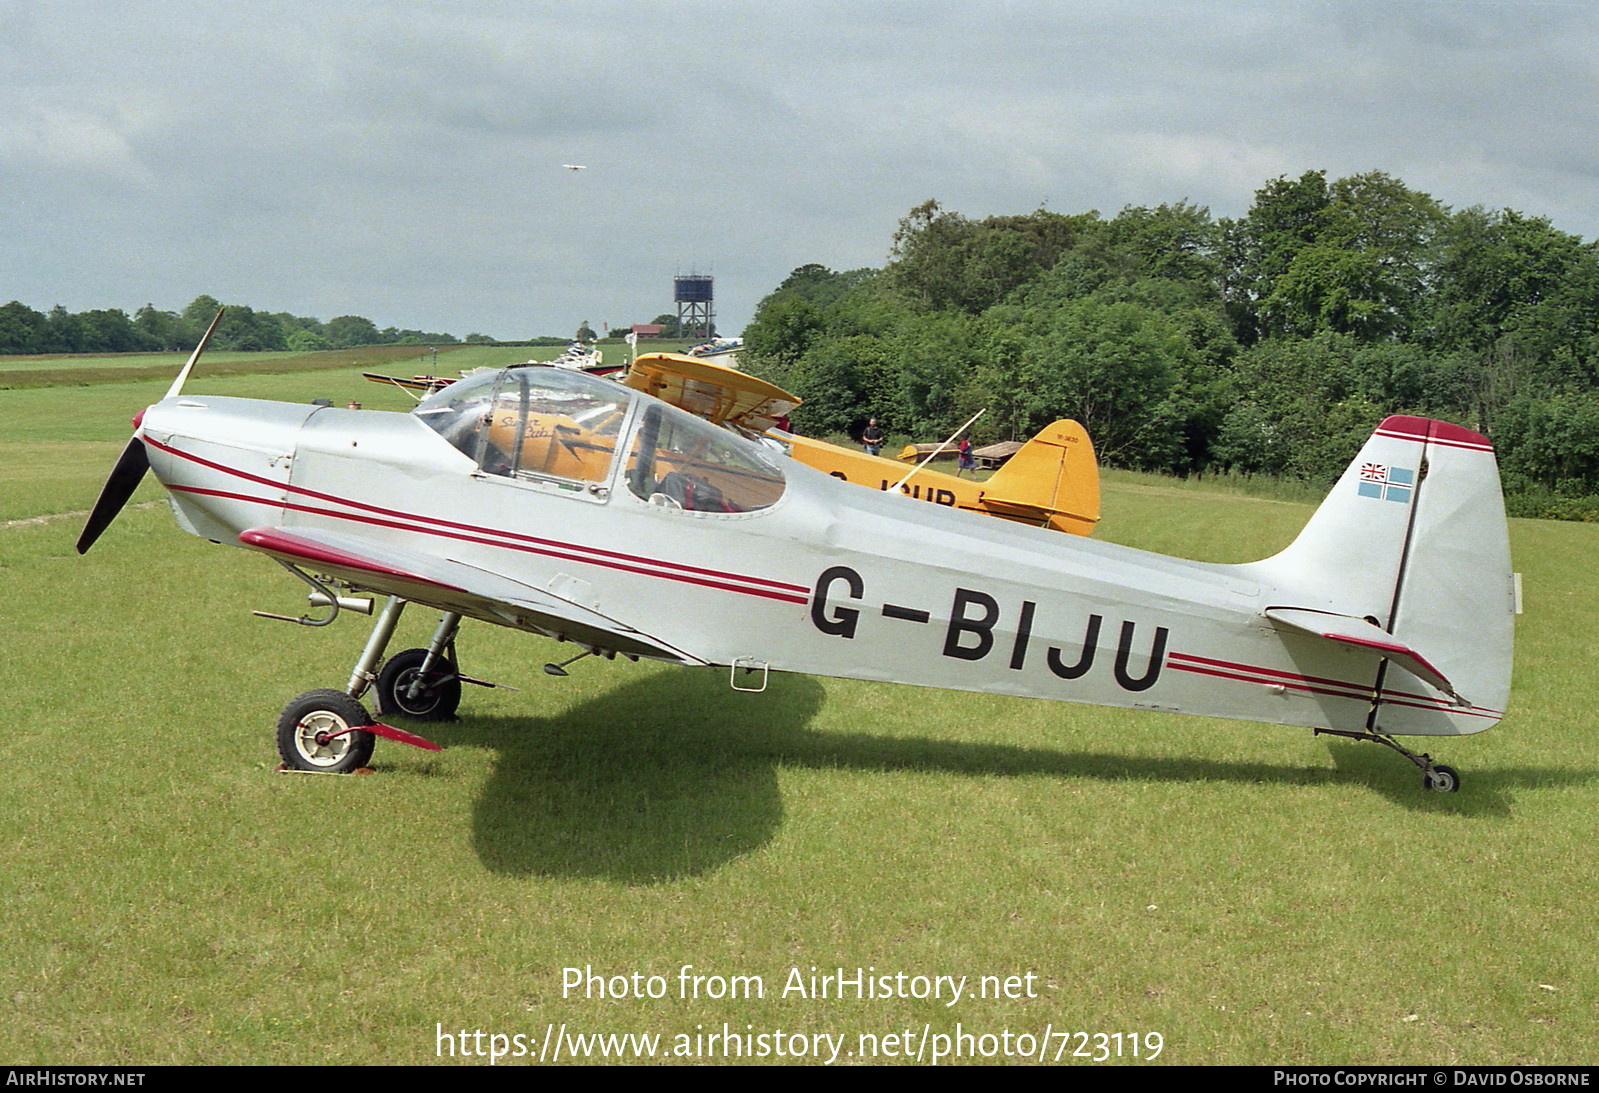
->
[237,526,703,664]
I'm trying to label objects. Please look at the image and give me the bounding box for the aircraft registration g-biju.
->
[79,313,1516,791]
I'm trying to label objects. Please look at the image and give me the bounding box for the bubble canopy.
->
[412,366,786,513]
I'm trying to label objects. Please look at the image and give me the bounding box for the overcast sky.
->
[4,0,1597,340]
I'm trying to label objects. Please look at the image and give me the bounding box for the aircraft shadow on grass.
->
[401,670,1578,882]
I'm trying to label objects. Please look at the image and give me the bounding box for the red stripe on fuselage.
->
[1166,651,1501,719]
[151,437,809,605]
[1169,652,1372,696]
[1167,653,1374,703]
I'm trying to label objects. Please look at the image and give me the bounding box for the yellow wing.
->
[623,353,799,434]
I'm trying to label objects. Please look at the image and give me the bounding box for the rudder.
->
[979,419,1100,535]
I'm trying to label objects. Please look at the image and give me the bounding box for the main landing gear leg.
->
[346,595,408,700]
[373,611,464,721]
[1314,728,1461,793]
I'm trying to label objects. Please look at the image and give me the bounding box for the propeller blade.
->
[76,434,152,554]
[164,306,226,400]
[78,307,225,554]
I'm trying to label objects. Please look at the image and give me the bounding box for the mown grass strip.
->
[0,339,690,390]
[5,355,1595,1065]
[0,345,458,389]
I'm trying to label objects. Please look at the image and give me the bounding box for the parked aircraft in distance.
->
[622,352,1100,535]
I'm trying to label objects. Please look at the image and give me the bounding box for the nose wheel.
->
[276,690,376,773]
[272,597,468,771]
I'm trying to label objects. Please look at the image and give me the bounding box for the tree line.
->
[739,171,1599,518]
[0,294,467,355]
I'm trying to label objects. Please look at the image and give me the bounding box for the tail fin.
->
[978,420,1100,535]
[1247,416,1515,732]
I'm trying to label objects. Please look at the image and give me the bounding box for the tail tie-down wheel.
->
[1424,764,1461,793]
[277,690,376,773]
[375,648,463,721]
[1312,728,1463,793]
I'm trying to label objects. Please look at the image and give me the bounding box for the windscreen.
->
[623,402,786,513]
[414,368,629,483]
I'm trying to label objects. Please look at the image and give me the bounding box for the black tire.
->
[375,648,462,721]
[1424,764,1461,793]
[277,689,376,773]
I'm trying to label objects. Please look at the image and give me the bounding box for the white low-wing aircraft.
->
[79,319,1515,791]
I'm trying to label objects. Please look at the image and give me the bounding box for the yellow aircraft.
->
[623,353,1099,536]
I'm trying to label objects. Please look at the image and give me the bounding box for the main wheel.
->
[277,690,376,773]
[374,648,462,721]
[1424,764,1461,793]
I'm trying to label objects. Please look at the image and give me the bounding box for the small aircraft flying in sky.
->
[562,164,587,171]
[79,314,1515,792]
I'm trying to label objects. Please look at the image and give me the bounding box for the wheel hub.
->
[295,712,354,764]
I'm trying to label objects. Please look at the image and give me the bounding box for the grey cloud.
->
[5,1,1599,337]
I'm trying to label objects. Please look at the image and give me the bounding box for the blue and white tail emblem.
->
[1357,462,1414,503]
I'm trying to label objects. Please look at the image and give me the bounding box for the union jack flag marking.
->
[1358,463,1415,503]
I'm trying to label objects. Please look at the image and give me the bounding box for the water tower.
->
[674,274,714,339]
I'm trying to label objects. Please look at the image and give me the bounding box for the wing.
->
[238,526,703,664]
[362,371,453,393]
[623,352,799,433]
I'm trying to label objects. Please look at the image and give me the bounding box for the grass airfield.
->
[2,349,1597,1065]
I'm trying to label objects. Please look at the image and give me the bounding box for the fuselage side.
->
[139,384,1499,740]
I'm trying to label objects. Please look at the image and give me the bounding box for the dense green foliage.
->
[742,174,1599,517]
[0,294,460,354]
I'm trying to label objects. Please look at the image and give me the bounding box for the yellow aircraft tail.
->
[788,420,1099,535]
[619,353,1099,536]
[971,420,1099,535]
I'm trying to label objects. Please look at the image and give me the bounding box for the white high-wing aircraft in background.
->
[79,315,1516,791]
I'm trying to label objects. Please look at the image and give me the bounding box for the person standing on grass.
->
[957,436,976,478]
[862,417,884,457]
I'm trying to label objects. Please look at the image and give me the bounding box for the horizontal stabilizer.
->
[1264,607,1464,705]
